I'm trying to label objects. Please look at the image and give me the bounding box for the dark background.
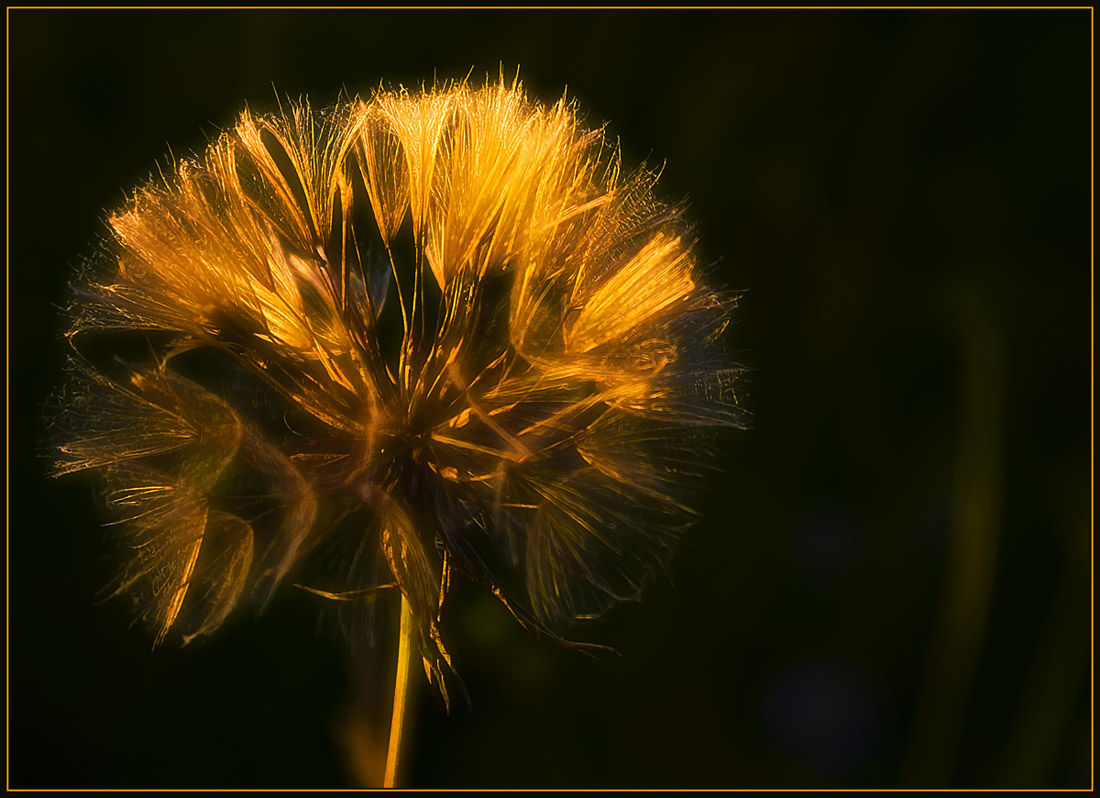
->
[8,9,1091,789]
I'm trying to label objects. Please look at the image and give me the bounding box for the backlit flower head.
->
[54,78,747,705]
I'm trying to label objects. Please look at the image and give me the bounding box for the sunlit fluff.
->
[55,80,747,702]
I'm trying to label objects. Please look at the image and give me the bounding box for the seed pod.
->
[54,79,748,704]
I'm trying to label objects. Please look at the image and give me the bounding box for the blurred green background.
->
[8,9,1091,788]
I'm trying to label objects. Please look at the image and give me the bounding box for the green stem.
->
[384,596,416,788]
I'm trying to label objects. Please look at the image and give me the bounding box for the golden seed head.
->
[55,78,747,702]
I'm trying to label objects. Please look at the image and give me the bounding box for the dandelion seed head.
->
[55,78,748,701]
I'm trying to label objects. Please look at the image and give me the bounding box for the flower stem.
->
[384,595,415,788]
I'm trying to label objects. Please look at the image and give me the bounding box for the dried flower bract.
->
[55,79,747,702]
